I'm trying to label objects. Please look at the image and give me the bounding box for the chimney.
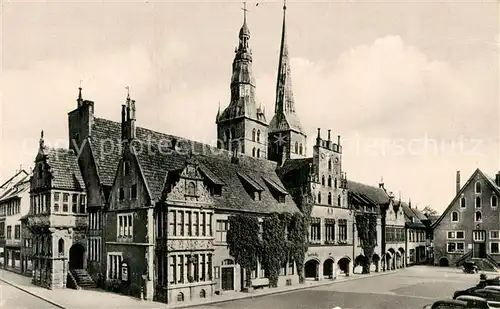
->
[316,128,321,146]
[121,105,126,140]
[495,171,500,187]
[456,171,461,194]
[130,100,136,139]
[379,176,385,190]
[327,130,331,148]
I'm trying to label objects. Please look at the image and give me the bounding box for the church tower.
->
[268,2,307,165]
[216,4,268,158]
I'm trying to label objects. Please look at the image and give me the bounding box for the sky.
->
[0,0,498,213]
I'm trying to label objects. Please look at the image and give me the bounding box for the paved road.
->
[0,281,60,309]
[194,266,483,309]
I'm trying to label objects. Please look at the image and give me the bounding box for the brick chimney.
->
[456,171,461,194]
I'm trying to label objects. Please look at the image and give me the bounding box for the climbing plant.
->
[355,213,378,274]
[226,214,261,291]
[289,192,313,283]
[261,213,290,288]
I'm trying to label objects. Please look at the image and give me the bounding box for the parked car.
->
[454,278,500,299]
[464,261,479,274]
[422,299,468,309]
[473,289,500,303]
[455,295,491,308]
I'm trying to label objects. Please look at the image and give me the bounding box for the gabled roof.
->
[399,202,425,228]
[432,168,500,228]
[347,180,390,205]
[237,171,265,192]
[0,179,29,203]
[90,118,214,187]
[45,148,85,191]
[0,169,29,195]
[410,207,428,221]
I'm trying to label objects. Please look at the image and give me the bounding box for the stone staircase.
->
[469,258,500,273]
[70,269,96,289]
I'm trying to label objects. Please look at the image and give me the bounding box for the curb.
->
[0,276,68,309]
[168,270,396,309]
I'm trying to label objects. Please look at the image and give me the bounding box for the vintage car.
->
[455,295,491,308]
[422,299,468,309]
[454,279,500,299]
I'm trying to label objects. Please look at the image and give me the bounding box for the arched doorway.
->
[69,244,85,270]
[384,252,392,271]
[398,248,405,268]
[395,251,402,268]
[304,259,319,279]
[337,257,351,275]
[323,258,334,279]
[354,255,365,274]
[439,257,449,267]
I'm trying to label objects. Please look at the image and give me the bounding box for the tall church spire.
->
[269,1,304,134]
[216,3,268,158]
[268,1,307,164]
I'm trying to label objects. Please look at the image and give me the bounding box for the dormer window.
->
[261,176,288,203]
[187,182,196,196]
[254,191,261,201]
[278,195,285,203]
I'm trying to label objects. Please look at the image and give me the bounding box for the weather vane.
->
[242,2,249,22]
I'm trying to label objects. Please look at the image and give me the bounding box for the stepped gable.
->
[45,147,85,191]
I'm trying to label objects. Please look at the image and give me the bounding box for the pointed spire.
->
[39,130,45,152]
[77,84,83,107]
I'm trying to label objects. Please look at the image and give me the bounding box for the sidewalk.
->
[0,268,393,309]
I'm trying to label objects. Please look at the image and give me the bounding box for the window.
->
[0,222,4,238]
[338,219,347,243]
[14,225,20,239]
[63,193,69,212]
[108,253,122,279]
[117,213,133,238]
[309,218,321,242]
[6,226,11,239]
[216,220,229,242]
[491,231,500,239]
[119,188,125,201]
[58,239,64,255]
[299,143,303,155]
[492,196,498,208]
[328,192,332,205]
[334,178,338,188]
[491,242,500,254]
[451,211,459,222]
[169,256,175,284]
[476,181,482,193]
[130,184,137,199]
[328,159,332,171]
[473,231,486,242]
[476,196,482,208]
[72,194,78,213]
[257,130,260,143]
[448,231,465,239]
[317,192,321,204]
[447,242,465,253]
[338,195,341,207]
[252,129,256,142]
[295,142,298,154]
[325,219,335,244]
[460,197,466,208]
[123,161,130,176]
[257,149,260,158]
[79,194,86,213]
[252,148,256,157]
[475,211,482,222]
[187,182,196,196]
[321,176,325,186]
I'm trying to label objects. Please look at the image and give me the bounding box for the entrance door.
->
[221,267,234,291]
[69,244,85,270]
[473,230,487,258]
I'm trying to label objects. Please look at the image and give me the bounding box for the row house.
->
[0,169,30,272]
[381,194,406,271]
[401,202,428,266]
[433,169,500,269]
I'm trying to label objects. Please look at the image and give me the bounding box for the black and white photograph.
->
[0,0,499,308]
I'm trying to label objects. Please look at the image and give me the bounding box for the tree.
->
[261,213,289,288]
[226,214,261,291]
[355,213,378,274]
[422,205,439,216]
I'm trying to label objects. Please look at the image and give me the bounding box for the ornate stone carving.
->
[166,165,214,206]
[166,239,214,251]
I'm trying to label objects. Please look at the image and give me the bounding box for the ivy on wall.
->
[261,213,289,288]
[226,214,261,291]
[355,213,378,274]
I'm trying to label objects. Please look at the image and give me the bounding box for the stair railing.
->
[67,270,81,290]
[486,254,500,268]
[455,250,473,267]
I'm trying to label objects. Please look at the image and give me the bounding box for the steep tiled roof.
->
[91,118,300,214]
[278,158,312,177]
[45,148,85,191]
[90,118,215,187]
[0,180,29,203]
[197,154,300,214]
[410,207,428,221]
[0,169,29,196]
[347,180,390,205]
[399,202,425,228]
